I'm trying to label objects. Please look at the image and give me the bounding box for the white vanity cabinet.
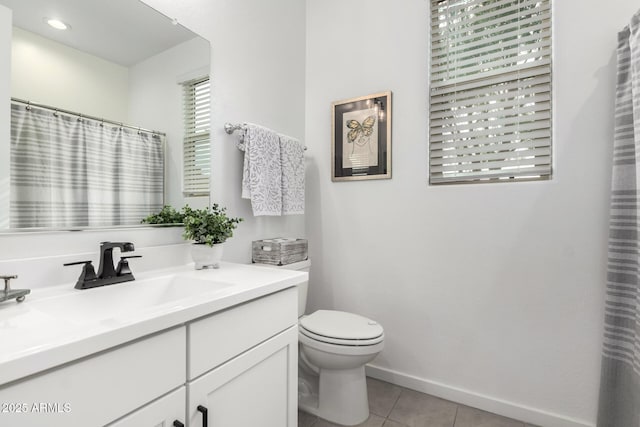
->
[187,287,298,427]
[0,286,299,427]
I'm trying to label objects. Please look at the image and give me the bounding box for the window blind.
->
[182,76,211,196]
[429,0,552,184]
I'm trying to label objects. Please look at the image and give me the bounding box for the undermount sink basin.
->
[28,274,233,324]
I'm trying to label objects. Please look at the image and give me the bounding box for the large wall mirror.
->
[0,0,211,232]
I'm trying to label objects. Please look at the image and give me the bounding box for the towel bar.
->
[224,122,307,151]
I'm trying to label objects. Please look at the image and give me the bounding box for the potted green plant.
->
[182,204,243,269]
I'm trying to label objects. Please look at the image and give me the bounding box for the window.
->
[182,76,211,196]
[429,0,552,184]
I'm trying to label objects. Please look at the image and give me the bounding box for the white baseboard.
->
[365,364,594,427]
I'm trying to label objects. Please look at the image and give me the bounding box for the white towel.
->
[279,134,305,215]
[241,123,283,216]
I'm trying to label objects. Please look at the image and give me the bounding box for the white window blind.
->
[182,76,211,196]
[429,0,552,184]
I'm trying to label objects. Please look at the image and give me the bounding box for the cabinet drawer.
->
[108,386,186,427]
[188,287,297,379]
[0,327,185,427]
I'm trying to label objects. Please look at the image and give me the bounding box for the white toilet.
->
[255,259,384,426]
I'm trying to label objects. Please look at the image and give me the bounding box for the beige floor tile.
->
[314,414,386,427]
[454,406,525,427]
[388,389,457,427]
[383,420,408,427]
[367,378,403,418]
[299,409,318,427]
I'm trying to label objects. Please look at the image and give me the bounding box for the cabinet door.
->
[188,326,297,427]
[107,387,185,427]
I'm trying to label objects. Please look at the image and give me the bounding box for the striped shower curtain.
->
[598,10,640,427]
[10,103,164,228]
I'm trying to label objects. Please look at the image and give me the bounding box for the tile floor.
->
[298,378,539,427]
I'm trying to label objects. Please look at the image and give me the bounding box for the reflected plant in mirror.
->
[0,0,212,232]
[141,205,186,225]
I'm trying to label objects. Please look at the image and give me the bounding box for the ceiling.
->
[0,0,199,66]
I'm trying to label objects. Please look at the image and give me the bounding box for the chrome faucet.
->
[0,275,30,303]
[64,242,142,290]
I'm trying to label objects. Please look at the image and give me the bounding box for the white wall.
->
[11,27,129,122]
[0,5,10,229]
[305,1,638,426]
[128,36,210,210]
[141,0,307,263]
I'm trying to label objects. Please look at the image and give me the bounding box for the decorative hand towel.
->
[241,123,283,216]
[279,134,305,215]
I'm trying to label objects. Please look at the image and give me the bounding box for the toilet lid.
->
[299,310,383,341]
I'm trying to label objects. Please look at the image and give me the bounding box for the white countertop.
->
[0,262,307,386]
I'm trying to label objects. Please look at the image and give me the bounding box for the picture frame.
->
[331,91,392,181]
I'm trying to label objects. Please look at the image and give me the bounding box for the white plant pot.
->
[191,243,224,270]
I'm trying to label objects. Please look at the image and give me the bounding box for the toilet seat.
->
[299,310,384,346]
[299,327,384,346]
[298,328,385,356]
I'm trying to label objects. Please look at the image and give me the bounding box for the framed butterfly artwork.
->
[331,91,392,181]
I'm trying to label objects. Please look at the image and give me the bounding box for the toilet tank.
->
[252,259,310,318]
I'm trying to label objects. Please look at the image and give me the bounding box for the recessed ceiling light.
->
[45,18,70,30]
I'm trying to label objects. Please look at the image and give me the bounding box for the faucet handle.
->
[0,275,18,291]
[116,255,142,276]
[63,260,93,267]
[64,261,98,288]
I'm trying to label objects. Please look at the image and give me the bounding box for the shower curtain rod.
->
[11,97,166,136]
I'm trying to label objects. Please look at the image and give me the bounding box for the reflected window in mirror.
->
[182,76,210,197]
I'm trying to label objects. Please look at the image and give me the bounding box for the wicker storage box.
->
[252,238,308,266]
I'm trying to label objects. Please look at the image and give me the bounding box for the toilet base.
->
[298,365,369,426]
[298,373,319,414]
[298,393,319,418]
